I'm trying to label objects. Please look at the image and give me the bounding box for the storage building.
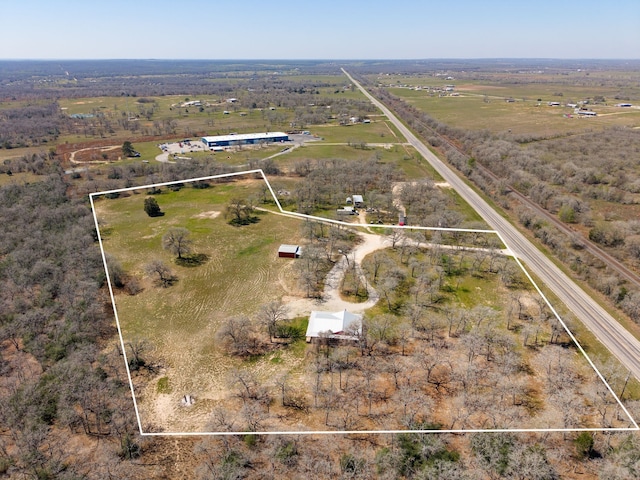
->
[201,132,289,148]
[278,244,301,258]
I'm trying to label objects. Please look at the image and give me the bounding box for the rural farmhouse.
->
[306,310,362,342]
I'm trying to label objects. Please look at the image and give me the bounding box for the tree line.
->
[0,102,68,149]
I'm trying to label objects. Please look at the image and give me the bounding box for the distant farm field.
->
[388,87,640,135]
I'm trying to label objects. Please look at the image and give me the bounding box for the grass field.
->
[388,87,640,135]
[94,177,311,431]
[377,69,640,100]
[311,119,402,143]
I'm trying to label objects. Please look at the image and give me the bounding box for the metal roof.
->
[278,244,300,254]
[202,132,288,143]
[306,310,362,338]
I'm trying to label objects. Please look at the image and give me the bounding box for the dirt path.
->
[284,231,386,317]
[261,207,509,318]
[69,144,120,164]
[284,230,510,319]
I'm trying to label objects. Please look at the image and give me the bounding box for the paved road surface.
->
[342,69,640,383]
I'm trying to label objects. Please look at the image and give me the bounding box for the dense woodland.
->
[1,60,640,478]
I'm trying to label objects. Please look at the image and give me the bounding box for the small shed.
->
[337,206,357,215]
[352,195,364,207]
[278,244,301,258]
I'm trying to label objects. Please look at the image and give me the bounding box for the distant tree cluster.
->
[0,151,59,176]
[292,158,403,214]
[0,102,67,148]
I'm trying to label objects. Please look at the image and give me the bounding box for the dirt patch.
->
[456,84,506,92]
[154,390,176,426]
[193,211,221,220]
[0,340,43,395]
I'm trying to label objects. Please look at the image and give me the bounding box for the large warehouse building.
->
[201,132,289,148]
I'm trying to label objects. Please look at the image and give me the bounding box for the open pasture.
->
[94,177,309,431]
[390,87,640,135]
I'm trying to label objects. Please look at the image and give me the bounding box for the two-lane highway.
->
[343,68,640,384]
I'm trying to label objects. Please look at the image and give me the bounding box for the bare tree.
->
[229,368,270,407]
[257,299,289,342]
[162,227,192,259]
[387,228,403,249]
[126,338,151,371]
[294,244,327,298]
[216,316,265,357]
[361,314,397,356]
[364,251,389,284]
[144,260,176,287]
[240,402,268,432]
[225,197,258,225]
[379,268,403,311]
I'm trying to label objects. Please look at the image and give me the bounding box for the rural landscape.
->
[2,58,640,478]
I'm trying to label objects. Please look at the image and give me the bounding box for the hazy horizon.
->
[1,57,639,61]
[1,0,638,60]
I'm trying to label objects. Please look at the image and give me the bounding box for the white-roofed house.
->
[305,310,362,343]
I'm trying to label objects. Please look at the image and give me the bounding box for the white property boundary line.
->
[89,168,639,436]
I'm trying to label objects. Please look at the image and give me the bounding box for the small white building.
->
[337,206,357,215]
[575,109,597,117]
[306,310,362,342]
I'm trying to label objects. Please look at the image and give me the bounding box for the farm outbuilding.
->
[278,244,301,258]
[306,310,362,342]
[337,206,357,215]
[201,132,289,148]
[575,109,597,117]
[352,195,364,207]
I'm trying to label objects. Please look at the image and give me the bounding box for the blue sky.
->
[1,0,638,59]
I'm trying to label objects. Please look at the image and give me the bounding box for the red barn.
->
[278,244,301,258]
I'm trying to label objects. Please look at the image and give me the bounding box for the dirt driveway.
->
[284,231,388,317]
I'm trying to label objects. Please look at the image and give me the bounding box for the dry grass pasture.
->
[94,176,311,432]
